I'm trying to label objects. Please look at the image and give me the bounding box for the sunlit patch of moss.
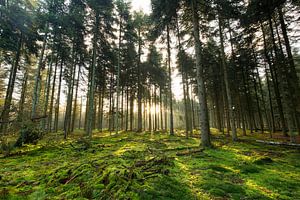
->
[245,179,276,199]
[1,130,300,199]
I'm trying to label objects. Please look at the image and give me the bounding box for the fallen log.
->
[254,140,300,147]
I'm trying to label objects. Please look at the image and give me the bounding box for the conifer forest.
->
[0,0,300,199]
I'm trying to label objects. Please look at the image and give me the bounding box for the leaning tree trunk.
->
[191,0,211,148]
[1,33,22,132]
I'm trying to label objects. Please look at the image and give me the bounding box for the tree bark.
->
[1,33,22,133]
[218,16,237,141]
[86,15,99,137]
[32,26,48,119]
[191,0,211,147]
[166,25,174,136]
[54,59,64,132]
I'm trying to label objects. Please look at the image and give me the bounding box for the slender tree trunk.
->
[269,16,298,142]
[164,92,168,132]
[42,53,54,130]
[148,88,152,132]
[121,88,124,130]
[1,33,22,132]
[48,56,58,132]
[191,0,211,147]
[126,87,129,131]
[32,26,48,119]
[137,27,143,132]
[166,25,174,135]
[144,99,146,130]
[54,59,63,132]
[116,15,122,135]
[176,17,189,137]
[86,16,99,137]
[99,87,105,132]
[154,86,157,131]
[160,88,163,131]
[278,9,300,123]
[187,79,195,131]
[261,22,285,134]
[71,64,81,132]
[97,90,101,130]
[218,16,237,141]
[64,48,76,139]
[191,92,196,130]
[18,65,28,122]
[79,96,83,129]
[130,91,134,131]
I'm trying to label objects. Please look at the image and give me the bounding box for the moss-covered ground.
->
[1,130,300,200]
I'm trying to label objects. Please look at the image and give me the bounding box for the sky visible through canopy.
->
[130,0,184,100]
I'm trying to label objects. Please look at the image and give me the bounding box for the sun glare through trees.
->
[0,0,300,199]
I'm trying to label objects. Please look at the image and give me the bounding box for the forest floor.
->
[0,130,300,200]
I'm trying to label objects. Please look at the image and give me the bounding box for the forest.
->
[0,0,300,199]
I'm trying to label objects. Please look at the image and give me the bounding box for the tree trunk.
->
[86,15,99,137]
[137,27,143,132]
[64,48,76,139]
[278,8,300,116]
[48,56,58,132]
[18,65,29,122]
[71,64,81,132]
[148,88,152,132]
[32,26,48,119]
[130,91,134,131]
[79,96,83,129]
[116,15,122,135]
[160,88,163,131]
[1,33,22,132]
[42,53,54,130]
[54,59,64,132]
[191,0,211,147]
[166,25,174,135]
[261,22,285,134]
[218,16,237,141]
[176,17,189,137]
[269,16,298,142]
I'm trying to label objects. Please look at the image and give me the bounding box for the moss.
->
[208,188,226,197]
[240,164,261,174]
[0,131,300,199]
[253,157,273,165]
[208,165,231,173]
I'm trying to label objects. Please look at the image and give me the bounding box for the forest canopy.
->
[0,0,300,199]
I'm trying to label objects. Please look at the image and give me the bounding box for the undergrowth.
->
[0,131,299,200]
